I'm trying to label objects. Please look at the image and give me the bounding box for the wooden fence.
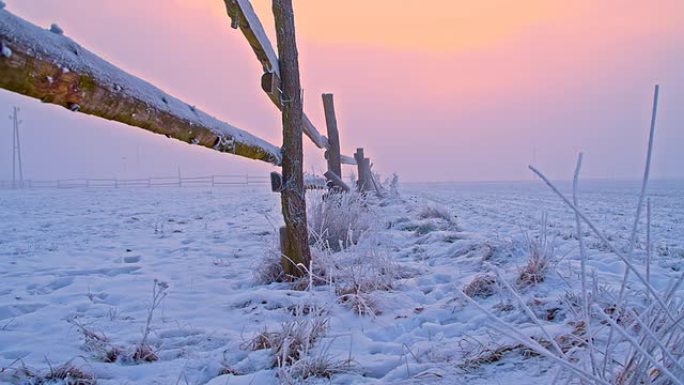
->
[0,174,272,189]
[0,174,333,190]
[0,1,378,277]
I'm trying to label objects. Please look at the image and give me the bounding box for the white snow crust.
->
[1,180,682,384]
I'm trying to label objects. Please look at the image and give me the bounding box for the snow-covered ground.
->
[0,180,682,384]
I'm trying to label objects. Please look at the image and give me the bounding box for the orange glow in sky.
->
[1,0,683,182]
[256,0,584,52]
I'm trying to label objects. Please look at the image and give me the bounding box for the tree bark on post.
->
[272,0,311,278]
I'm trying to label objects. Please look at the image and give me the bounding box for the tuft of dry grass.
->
[517,218,553,288]
[243,315,329,368]
[516,244,551,287]
[418,204,453,222]
[66,280,167,365]
[131,344,158,363]
[68,318,124,363]
[463,273,498,298]
[459,343,538,370]
[277,342,355,382]
[254,248,286,284]
[337,288,380,316]
[327,245,397,315]
[43,363,96,385]
[2,359,96,385]
[241,307,344,383]
[307,191,372,252]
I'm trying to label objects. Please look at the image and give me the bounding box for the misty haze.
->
[1,1,682,385]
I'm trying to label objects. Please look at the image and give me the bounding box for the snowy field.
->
[0,180,682,384]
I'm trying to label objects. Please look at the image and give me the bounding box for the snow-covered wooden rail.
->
[0,8,282,166]
[223,0,357,166]
[0,1,380,278]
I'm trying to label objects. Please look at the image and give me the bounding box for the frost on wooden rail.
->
[0,8,282,165]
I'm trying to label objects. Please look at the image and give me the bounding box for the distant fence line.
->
[0,174,271,190]
[0,174,331,190]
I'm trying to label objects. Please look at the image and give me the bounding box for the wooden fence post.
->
[322,93,342,191]
[354,148,364,191]
[273,0,311,278]
[362,158,373,192]
[354,148,372,192]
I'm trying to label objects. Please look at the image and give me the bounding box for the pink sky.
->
[1,0,683,182]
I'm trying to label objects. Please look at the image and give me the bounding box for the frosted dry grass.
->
[417,203,453,222]
[517,214,553,288]
[463,273,498,298]
[254,245,287,284]
[1,357,97,385]
[285,189,398,314]
[255,190,396,308]
[244,315,328,367]
[275,339,355,384]
[307,191,373,251]
[463,86,683,384]
[242,305,356,384]
[311,234,398,315]
[66,280,168,364]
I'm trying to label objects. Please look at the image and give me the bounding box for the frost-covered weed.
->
[307,191,372,252]
[67,280,168,364]
[244,311,328,368]
[325,244,397,315]
[418,204,453,222]
[276,340,355,383]
[134,279,168,363]
[68,318,122,363]
[465,109,684,385]
[254,246,286,284]
[387,173,400,197]
[463,273,498,298]
[1,358,96,385]
[517,215,553,288]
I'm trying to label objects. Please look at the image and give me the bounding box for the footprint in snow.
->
[123,255,141,263]
[26,276,74,295]
[0,303,47,320]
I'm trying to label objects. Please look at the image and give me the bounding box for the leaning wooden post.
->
[322,93,342,191]
[273,0,311,278]
[354,148,366,192]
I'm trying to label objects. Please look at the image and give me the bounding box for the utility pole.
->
[10,107,23,188]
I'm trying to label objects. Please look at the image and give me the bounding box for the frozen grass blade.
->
[619,84,660,302]
[593,304,683,385]
[528,165,677,324]
[489,264,568,359]
[460,291,611,385]
[626,308,684,375]
[646,198,652,297]
[573,152,598,377]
